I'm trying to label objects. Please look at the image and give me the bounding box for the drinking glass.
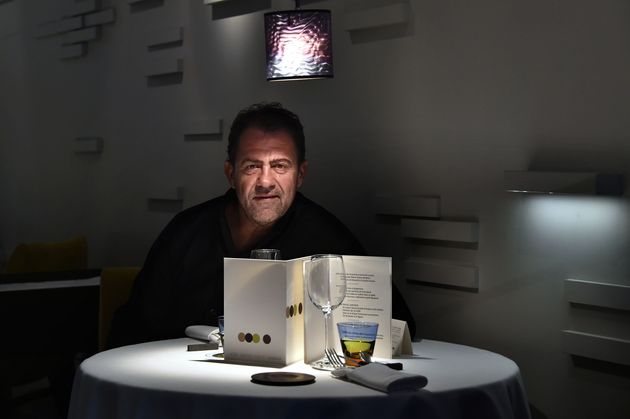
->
[250,248,282,260]
[212,315,225,358]
[304,254,346,370]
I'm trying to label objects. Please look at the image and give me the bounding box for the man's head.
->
[227,102,306,166]
[225,103,308,227]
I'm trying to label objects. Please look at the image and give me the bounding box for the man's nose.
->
[257,166,275,188]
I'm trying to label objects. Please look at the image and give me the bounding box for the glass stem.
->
[323,310,331,354]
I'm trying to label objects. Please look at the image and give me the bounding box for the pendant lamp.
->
[264,3,333,81]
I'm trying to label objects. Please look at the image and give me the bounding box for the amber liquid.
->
[339,339,376,367]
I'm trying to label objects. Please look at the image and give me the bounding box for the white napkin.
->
[331,363,428,393]
[185,325,221,344]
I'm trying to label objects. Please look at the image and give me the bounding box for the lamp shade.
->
[264,9,333,81]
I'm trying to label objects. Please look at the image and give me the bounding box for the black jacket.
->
[108,189,415,348]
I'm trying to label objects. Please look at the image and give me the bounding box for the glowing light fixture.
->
[264,3,333,81]
[504,171,624,196]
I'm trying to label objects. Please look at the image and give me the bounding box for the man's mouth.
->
[253,195,279,201]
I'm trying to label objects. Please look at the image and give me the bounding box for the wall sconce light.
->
[504,171,625,196]
[264,3,333,81]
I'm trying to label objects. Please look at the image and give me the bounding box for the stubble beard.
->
[245,196,287,226]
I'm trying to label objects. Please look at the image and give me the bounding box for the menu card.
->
[224,255,392,367]
[304,255,392,363]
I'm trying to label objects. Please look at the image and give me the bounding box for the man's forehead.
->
[236,128,298,161]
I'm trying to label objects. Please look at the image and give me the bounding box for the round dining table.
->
[68,338,531,419]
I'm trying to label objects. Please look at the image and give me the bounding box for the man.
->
[108,103,415,348]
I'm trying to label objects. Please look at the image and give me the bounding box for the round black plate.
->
[251,372,316,386]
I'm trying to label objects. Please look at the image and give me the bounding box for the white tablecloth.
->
[68,338,531,419]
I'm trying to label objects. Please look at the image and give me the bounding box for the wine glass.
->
[250,249,282,260]
[304,254,346,370]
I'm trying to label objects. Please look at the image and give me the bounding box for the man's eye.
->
[272,163,289,171]
[243,164,259,173]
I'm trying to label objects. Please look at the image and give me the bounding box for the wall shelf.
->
[64,0,97,17]
[401,218,478,243]
[62,27,99,45]
[504,171,624,196]
[565,279,630,311]
[562,330,630,367]
[145,57,184,77]
[145,26,183,49]
[183,119,223,141]
[74,137,103,154]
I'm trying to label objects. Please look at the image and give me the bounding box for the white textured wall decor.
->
[34,1,115,59]
[145,57,184,77]
[563,278,630,368]
[401,219,479,243]
[183,119,223,141]
[145,26,184,50]
[373,194,479,290]
[147,187,186,213]
[74,137,103,154]
[562,330,630,366]
[565,279,630,311]
[144,25,184,85]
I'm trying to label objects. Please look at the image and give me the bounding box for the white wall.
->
[1,1,629,418]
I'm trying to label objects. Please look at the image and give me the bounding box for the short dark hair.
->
[227,102,306,165]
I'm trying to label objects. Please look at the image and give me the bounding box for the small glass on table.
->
[337,321,379,367]
[212,315,225,358]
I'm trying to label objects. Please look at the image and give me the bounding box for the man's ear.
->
[297,160,308,188]
[224,161,234,188]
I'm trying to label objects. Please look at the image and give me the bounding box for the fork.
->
[325,348,344,369]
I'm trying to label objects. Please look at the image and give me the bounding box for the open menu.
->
[224,255,392,367]
[303,255,392,362]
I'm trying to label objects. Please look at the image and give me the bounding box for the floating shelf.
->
[565,279,630,311]
[504,171,624,196]
[64,0,97,17]
[36,16,83,38]
[343,2,410,32]
[405,257,478,290]
[183,119,223,141]
[74,137,103,154]
[84,9,115,26]
[372,195,440,218]
[62,27,99,45]
[145,57,183,77]
[562,330,630,367]
[401,218,478,243]
[148,186,185,201]
[145,26,183,49]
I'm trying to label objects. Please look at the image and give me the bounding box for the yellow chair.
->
[6,236,88,273]
[99,267,141,351]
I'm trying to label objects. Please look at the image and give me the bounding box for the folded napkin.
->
[331,362,428,393]
[185,325,221,344]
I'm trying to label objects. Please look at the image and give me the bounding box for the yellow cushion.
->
[99,267,141,351]
[6,235,88,273]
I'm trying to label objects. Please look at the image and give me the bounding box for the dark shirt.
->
[108,189,415,348]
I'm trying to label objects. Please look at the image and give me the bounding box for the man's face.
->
[225,127,307,226]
